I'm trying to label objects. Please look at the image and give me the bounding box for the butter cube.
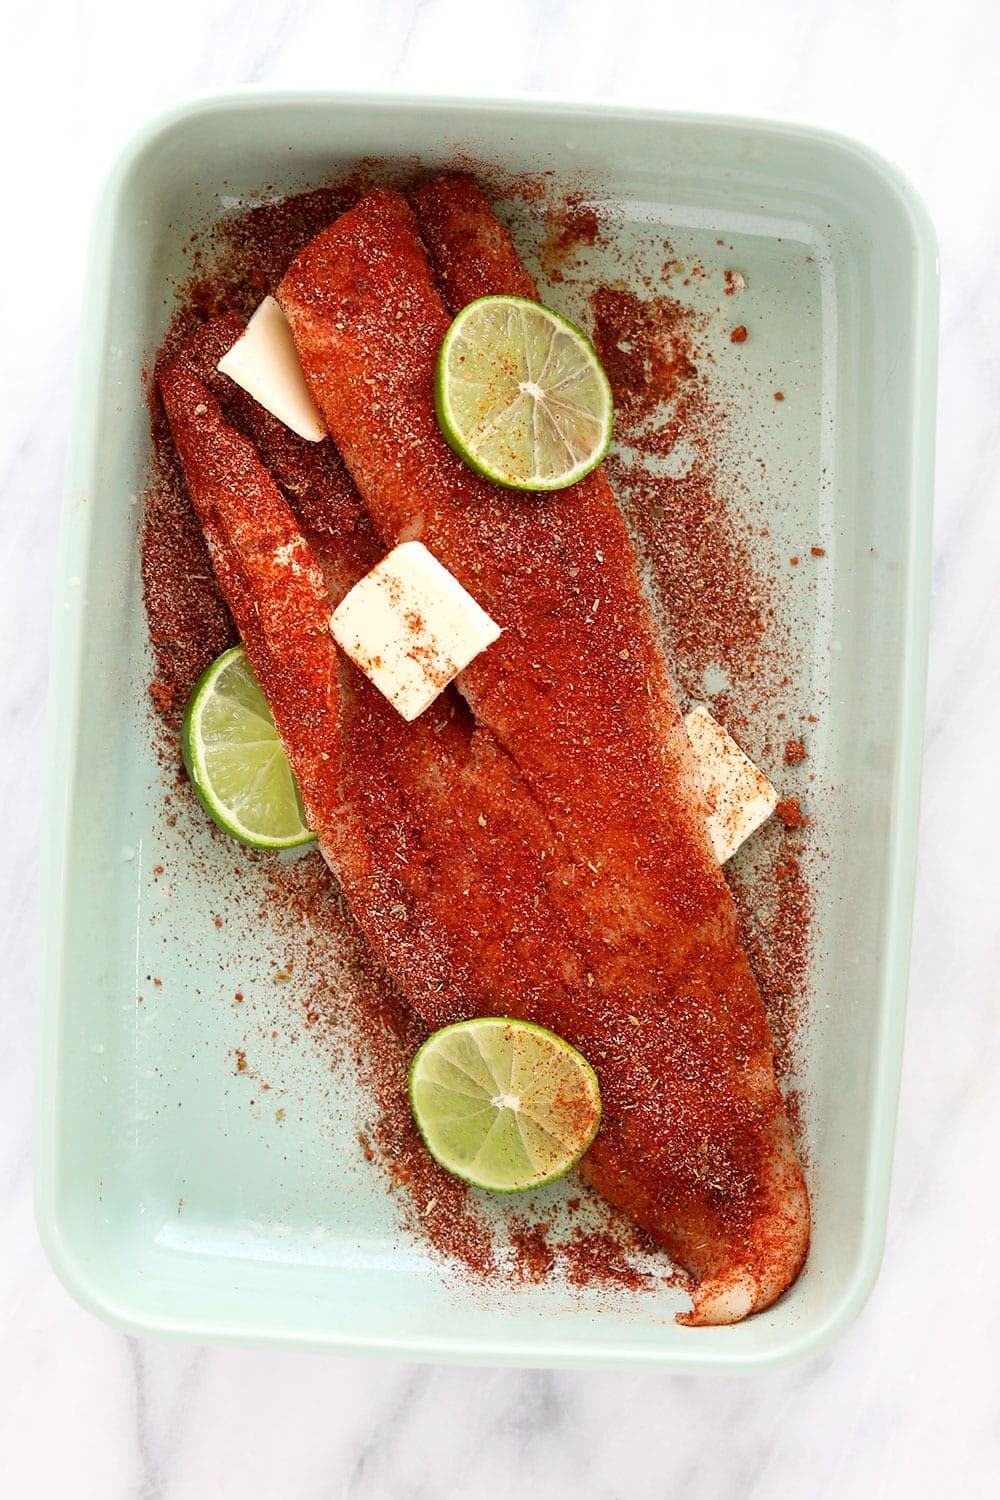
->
[217,296,326,442]
[685,703,778,863]
[330,542,501,721]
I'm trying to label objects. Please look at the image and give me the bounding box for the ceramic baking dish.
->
[37,91,937,1369]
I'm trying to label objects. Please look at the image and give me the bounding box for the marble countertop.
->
[3,0,997,1494]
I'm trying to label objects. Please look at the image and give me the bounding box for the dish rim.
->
[36,87,939,1370]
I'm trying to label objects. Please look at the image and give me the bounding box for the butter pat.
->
[330,542,501,721]
[217,296,326,442]
[685,704,778,863]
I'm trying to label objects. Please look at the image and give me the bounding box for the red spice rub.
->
[509,1216,656,1292]
[142,425,235,718]
[592,286,698,426]
[560,1231,656,1292]
[591,286,768,696]
[539,191,604,282]
[730,830,812,1078]
[775,797,806,830]
[181,187,361,326]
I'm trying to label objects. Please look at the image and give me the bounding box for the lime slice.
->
[181,645,315,850]
[408,1017,601,1192]
[435,295,614,491]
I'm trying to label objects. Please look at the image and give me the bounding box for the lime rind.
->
[435,295,614,492]
[181,645,316,851]
[408,1016,602,1193]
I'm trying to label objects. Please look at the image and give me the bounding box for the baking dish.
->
[37,91,937,1369]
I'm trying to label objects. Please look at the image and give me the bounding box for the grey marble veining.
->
[3,0,998,1495]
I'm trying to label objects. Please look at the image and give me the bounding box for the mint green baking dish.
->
[37,92,937,1369]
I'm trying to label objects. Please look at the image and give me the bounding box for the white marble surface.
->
[2,0,998,1494]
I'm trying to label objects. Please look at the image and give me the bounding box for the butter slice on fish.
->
[685,704,778,863]
[330,541,501,722]
[217,296,327,442]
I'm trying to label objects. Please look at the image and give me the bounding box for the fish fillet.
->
[160,314,380,597]
[271,187,809,1320]
[159,359,805,1323]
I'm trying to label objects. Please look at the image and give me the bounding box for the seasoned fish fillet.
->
[162,314,379,596]
[271,187,809,1321]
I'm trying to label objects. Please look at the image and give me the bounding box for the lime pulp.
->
[181,645,315,851]
[408,1016,601,1192]
[434,295,614,492]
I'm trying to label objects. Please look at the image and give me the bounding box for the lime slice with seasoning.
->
[181,645,315,850]
[434,295,614,491]
[408,1017,602,1192]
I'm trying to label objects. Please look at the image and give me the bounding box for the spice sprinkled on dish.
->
[143,168,814,1322]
